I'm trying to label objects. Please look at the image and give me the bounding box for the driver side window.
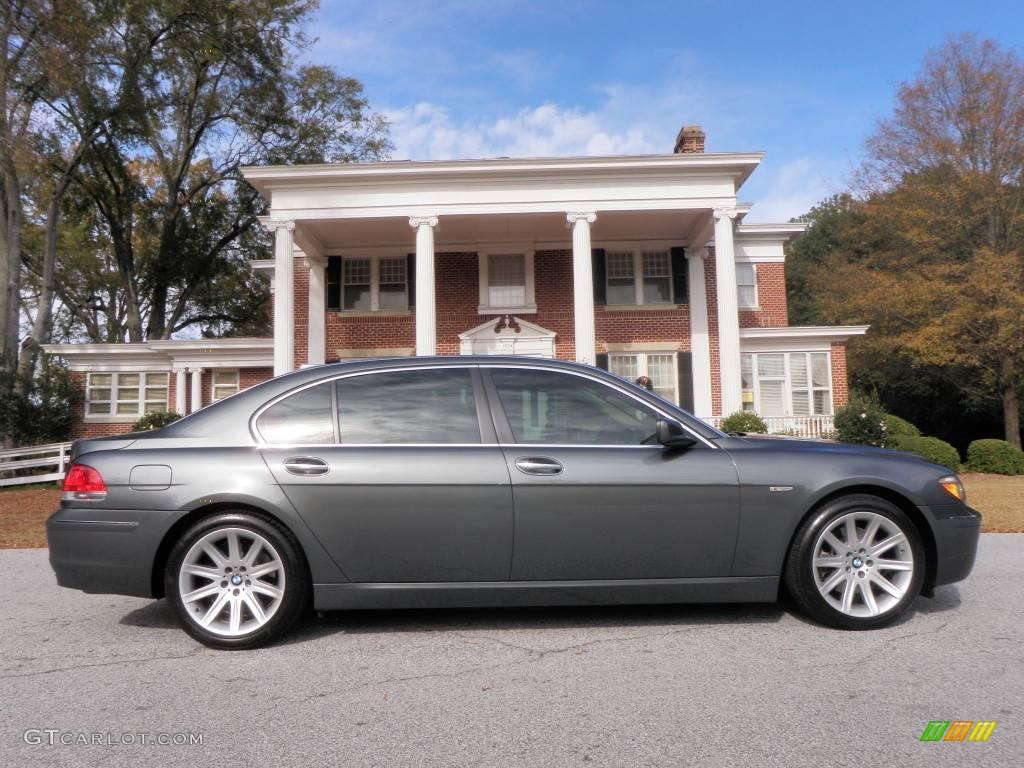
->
[489,368,659,445]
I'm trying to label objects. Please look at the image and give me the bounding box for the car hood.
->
[717,433,943,466]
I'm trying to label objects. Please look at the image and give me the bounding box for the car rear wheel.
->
[165,512,310,649]
[785,494,924,629]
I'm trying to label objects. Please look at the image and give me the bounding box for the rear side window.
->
[256,383,335,444]
[336,368,480,444]
[490,368,659,445]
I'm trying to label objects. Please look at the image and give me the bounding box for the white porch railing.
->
[702,415,835,439]
[0,442,73,487]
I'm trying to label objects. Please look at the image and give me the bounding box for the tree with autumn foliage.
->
[808,35,1024,448]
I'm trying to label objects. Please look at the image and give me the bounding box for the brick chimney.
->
[673,124,705,153]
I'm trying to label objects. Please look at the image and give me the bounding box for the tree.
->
[816,35,1024,448]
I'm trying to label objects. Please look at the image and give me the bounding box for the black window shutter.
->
[406,253,416,308]
[595,352,609,371]
[326,256,341,310]
[677,352,694,413]
[592,248,607,306]
[670,247,688,304]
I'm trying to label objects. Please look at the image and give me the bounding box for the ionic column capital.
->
[409,215,439,229]
[265,218,296,232]
[712,207,739,222]
[566,212,597,226]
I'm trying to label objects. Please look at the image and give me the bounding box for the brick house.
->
[44,125,866,440]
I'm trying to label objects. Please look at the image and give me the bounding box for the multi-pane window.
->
[609,352,678,404]
[212,370,240,401]
[342,258,372,311]
[487,254,527,308]
[605,250,674,305]
[329,256,409,311]
[741,352,832,417]
[737,263,758,308]
[86,372,168,417]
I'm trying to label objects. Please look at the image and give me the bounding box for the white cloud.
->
[742,157,845,223]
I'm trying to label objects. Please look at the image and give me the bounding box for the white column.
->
[687,249,713,417]
[409,216,438,356]
[174,369,187,414]
[270,219,296,376]
[713,207,742,415]
[189,368,204,414]
[567,212,597,365]
[305,254,327,366]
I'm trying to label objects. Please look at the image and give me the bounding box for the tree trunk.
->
[0,167,22,373]
[15,191,61,392]
[1003,380,1021,450]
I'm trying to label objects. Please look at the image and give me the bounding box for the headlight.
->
[938,475,965,503]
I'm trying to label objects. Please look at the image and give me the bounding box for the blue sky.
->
[306,0,1024,222]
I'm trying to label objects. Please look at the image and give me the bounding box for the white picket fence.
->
[703,415,835,439]
[0,442,73,487]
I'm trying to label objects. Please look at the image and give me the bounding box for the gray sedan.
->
[47,357,980,649]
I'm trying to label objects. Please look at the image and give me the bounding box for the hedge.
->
[883,414,921,439]
[887,434,961,471]
[965,439,1024,475]
[720,411,768,434]
[132,411,183,431]
[834,395,887,446]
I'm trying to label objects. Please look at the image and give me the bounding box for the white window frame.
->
[604,249,675,306]
[212,369,240,401]
[85,372,169,419]
[478,251,536,314]
[338,255,409,312]
[741,351,833,417]
[736,263,758,309]
[608,351,679,404]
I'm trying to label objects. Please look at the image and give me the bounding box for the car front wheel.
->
[785,494,924,629]
[165,512,310,649]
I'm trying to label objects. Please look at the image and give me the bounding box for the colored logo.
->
[920,721,997,742]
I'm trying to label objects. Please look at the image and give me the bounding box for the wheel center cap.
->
[852,556,863,568]
[230,574,243,586]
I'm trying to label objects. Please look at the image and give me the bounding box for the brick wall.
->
[739,262,788,328]
[830,342,850,408]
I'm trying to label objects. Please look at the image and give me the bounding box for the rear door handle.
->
[283,457,330,476]
[514,457,563,476]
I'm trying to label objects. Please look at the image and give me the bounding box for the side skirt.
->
[313,576,779,611]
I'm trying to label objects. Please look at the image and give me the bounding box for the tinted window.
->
[257,383,335,444]
[490,368,659,445]
[336,369,480,444]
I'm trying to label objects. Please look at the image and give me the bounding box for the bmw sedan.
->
[47,357,981,649]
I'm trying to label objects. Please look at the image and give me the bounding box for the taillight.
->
[62,463,108,501]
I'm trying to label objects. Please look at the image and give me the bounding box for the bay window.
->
[741,352,832,417]
[86,372,168,417]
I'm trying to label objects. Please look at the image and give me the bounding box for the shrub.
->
[883,414,920,439]
[888,434,961,471]
[720,410,768,434]
[965,439,1024,475]
[834,394,887,446]
[132,411,182,432]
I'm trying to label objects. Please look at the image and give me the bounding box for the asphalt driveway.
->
[1,535,1021,768]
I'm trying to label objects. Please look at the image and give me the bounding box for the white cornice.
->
[42,338,274,371]
[739,325,869,347]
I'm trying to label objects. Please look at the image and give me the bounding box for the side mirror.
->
[656,418,697,448]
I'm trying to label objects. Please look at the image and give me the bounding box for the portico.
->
[245,152,765,418]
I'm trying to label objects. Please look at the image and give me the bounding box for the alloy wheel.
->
[811,511,915,618]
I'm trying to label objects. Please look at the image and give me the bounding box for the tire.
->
[784,494,924,630]
[165,511,311,649]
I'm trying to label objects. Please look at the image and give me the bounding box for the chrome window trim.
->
[250,364,487,446]
[249,361,719,450]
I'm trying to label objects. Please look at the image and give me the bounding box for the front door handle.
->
[514,457,563,476]
[283,456,330,476]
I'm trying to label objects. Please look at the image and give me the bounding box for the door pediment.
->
[459,316,557,357]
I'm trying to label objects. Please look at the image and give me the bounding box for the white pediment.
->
[459,316,557,357]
